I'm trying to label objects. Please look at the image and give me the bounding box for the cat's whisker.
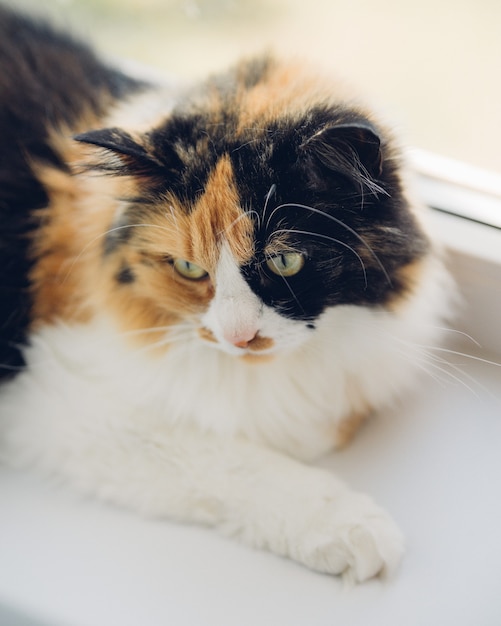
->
[261,183,277,226]
[116,323,194,340]
[414,344,501,401]
[166,204,181,236]
[424,350,497,399]
[0,362,27,374]
[420,357,482,397]
[274,228,368,289]
[385,331,498,399]
[412,344,501,369]
[266,202,391,285]
[130,334,194,356]
[121,328,197,357]
[246,207,261,231]
[397,350,451,388]
[217,210,261,238]
[231,138,259,152]
[384,341,481,395]
[418,326,482,348]
[338,319,492,398]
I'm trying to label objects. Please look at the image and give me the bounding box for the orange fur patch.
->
[333,411,371,449]
[198,327,218,343]
[95,155,254,346]
[29,113,258,354]
[247,335,274,352]
[236,61,323,131]
[386,258,428,313]
[28,163,94,326]
[189,155,254,269]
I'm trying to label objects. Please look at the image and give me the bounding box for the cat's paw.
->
[292,491,404,582]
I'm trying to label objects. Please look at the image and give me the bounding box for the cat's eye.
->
[173,259,208,280]
[266,252,305,277]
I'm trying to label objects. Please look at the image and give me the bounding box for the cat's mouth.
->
[198,327,276,357]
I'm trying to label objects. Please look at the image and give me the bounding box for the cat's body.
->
[0,7,453,581]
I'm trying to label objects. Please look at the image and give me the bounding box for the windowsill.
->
[414,150,501,356]
[411,148,501,229]
[1,154,500,626]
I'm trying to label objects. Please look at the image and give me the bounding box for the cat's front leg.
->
[204,435,405,582]
[23,422,403,582]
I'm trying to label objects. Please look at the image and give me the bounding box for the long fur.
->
[0,6,454,581]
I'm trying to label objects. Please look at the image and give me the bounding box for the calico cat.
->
[0,6,453,582]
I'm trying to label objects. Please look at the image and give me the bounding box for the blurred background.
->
[6,0,501,174]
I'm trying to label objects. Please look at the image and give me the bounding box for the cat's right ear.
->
[74,127,166,177]
[301,121,386,197]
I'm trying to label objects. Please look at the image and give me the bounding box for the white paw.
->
[291,491,404,582]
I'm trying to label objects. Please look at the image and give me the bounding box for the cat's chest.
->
[21,315,349,460]
[111,325,347,459]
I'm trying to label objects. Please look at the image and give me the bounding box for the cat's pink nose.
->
[226,329,257,348]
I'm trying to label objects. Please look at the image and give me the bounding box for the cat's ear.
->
[302,121,384,193]
[74,127,165,177]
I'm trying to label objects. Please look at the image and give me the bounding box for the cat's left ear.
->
[74,127,166,177]
[302,121,384,189]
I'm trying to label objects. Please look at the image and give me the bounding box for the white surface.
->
[1,344,500,626]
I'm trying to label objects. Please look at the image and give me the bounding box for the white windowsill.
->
[1,153,500,626]
[411,148,501,228]
[413,148,501,356]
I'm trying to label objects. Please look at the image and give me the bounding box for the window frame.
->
[413,149,501,357]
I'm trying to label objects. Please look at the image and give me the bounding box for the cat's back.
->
[0,7,144,379]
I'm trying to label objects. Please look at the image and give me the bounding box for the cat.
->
[0,6,454,582]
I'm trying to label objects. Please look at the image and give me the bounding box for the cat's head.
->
[76,57,430,359]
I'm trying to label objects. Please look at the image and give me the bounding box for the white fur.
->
[0,243,453,581]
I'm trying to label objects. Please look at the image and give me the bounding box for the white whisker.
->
[413,345,501,368]
[425,350,497,400]
[385,329,499,399]
[362,322,499,400]
[217,210,260,239]
[423,357,482,398]
[422,327,482,348]
[116,322,194,340]
[166,204,181,236]
[127,330,195,357]
[262,183,277,226]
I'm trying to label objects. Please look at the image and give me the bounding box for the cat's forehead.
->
[180,154,255,271]
[148,61,341,204]
[105,153,259,270]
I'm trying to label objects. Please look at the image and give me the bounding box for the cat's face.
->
[77,58,430,359]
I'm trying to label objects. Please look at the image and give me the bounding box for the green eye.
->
[266,252,305,277]
[173,259,208,280]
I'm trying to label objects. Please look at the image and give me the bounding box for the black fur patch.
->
[116,265,136,285]
[0,7,145,379]
[227,112,428,321]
